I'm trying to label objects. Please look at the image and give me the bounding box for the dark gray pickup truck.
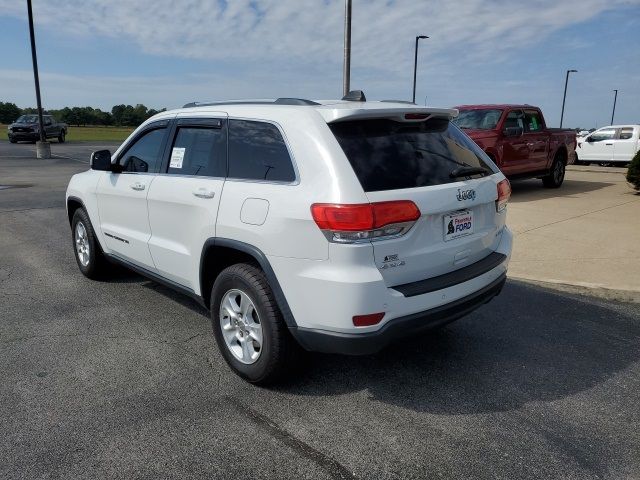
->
[8,114,68,143]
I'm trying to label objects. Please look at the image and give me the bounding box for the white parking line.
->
[50,153,89,163]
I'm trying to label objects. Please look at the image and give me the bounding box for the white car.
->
[576,125,640,165]
[66,93,513,384]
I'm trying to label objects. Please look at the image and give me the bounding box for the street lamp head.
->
[568,69,577,73]
[417,35,429,40]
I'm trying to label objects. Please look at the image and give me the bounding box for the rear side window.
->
[524,110,543,132]
[619,127,634,140]
[167,126,226,177]
[329,117,497,192]
[228,120,296,182]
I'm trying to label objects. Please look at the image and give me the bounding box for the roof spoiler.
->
[319,107,459,124]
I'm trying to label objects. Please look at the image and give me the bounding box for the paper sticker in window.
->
[170,147,185,169]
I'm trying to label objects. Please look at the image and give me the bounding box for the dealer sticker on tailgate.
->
[444,210,474,241]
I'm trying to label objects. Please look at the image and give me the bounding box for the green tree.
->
[0,102,21,123]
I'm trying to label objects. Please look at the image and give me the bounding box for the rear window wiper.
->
[449,166,489,178]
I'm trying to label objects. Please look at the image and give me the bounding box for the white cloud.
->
[1,0,639,126]
[1,0,636,69]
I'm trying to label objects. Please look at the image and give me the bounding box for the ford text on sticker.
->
[170,148,186,169]
[444,210,474,241]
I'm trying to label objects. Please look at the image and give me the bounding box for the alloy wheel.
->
[219,289,263,364]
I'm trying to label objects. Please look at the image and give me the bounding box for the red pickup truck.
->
[453,105,576,188]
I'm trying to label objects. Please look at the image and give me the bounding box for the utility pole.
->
[342,0,352,97]
[559,69,577,128]
[412,35,428,104]
[611,89,618,125]
[27,0,50,158]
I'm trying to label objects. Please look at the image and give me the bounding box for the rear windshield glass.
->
[329,117,497,192]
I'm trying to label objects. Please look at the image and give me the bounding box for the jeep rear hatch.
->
[328,116,507,288]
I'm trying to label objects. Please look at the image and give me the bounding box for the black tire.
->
[542,153,566,188]
[9,138,17,144]
[210,263,300,385]
[71,208,109,279]
[574,154,589,166]
[58,130,66,143]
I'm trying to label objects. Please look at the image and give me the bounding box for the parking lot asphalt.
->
[1,142,639,479]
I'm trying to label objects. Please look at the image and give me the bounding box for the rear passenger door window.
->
[228,120,296,182]
[524,110,543,132]
[167,122,226,177]
[618,127,634,140]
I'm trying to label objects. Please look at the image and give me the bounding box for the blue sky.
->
[1,0,638,128]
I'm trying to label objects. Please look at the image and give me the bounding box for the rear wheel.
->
[210,263,300,385]
[9,137,17,144]
[71,208,109,279]
[58,130,66,143]
[542,153,566,188]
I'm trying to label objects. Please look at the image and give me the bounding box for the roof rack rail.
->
[182,98,319,108]
[380,100,415,104]
[274,98,320,106]
[342,90,366,102]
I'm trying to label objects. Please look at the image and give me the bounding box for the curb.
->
[508,275,640,304]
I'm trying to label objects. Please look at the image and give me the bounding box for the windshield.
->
[330,117,498,192]
[15,115,39,124]
[453,109,503,130]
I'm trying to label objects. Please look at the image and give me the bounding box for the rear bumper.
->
[291,273,506,355]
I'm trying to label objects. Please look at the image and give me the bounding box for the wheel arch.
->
[199,238,298,328]
[66,196,85,225]
[554,145,568,164]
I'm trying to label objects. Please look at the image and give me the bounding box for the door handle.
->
[193,188,215,199]
[604,143,613,146]
[130,182,146,191]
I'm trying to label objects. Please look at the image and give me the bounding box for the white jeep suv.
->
[66,93,513,384]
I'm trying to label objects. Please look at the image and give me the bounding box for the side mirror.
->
[503,126,523,137]
[586,136,594,142]
[90,150,113,171]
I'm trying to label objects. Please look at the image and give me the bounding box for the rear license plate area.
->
[444,210,474,241]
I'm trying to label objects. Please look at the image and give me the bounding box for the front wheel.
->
[9,137,17,144]
[542,155,566,188]
[58,130,66,143]
[210,263,300,385]
[71,208,109,279]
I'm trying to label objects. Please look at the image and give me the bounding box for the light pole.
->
[611,89,618,125]
[412,35,428,104]
[559,69,577,128]
[342,0,352,97]
[27,0,50,158]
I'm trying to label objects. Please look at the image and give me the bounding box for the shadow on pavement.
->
[509,179,614,202]
[276,281,640,415]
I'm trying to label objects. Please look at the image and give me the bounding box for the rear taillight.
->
[496,179,511,212]
[353,312,385,327]
[311,201,421,243]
